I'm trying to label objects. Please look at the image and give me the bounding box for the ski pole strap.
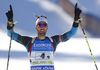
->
[13,21,17,25]
[79,18,82,21]
[7,21,18,27]
[73,18,82,22]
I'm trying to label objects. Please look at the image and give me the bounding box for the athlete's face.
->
[35,21,48,36]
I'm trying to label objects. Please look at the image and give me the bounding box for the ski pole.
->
[6,21,17,70]
[79,20,98,70]
[6,28,13,70]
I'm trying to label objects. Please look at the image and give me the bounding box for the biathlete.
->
[6,3,82,70]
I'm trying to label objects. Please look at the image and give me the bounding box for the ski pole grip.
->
[79,21,83,29]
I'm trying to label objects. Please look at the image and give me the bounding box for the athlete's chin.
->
[39,33,46,36]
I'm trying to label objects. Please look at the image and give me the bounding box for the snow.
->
[0,31,100,70]
[0,0,100,70]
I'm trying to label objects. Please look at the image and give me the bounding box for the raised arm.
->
[51,3,82,50]
[51,22,79,46]
[6,5,32,47]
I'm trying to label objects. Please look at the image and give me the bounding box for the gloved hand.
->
[6,5,13,22]
[74,3,82,21]
[6,5,14,29]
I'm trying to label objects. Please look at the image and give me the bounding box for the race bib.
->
[30,51,54,70]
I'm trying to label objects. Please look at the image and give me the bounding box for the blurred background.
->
[0,0,100,70]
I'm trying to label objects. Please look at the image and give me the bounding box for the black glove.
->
[6,5,13,22]
[74,3,82,21]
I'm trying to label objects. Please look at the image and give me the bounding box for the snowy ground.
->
[0,0,100,70]
[0,30,100,70]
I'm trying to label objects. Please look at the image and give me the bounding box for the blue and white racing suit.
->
[7,22,79,70]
